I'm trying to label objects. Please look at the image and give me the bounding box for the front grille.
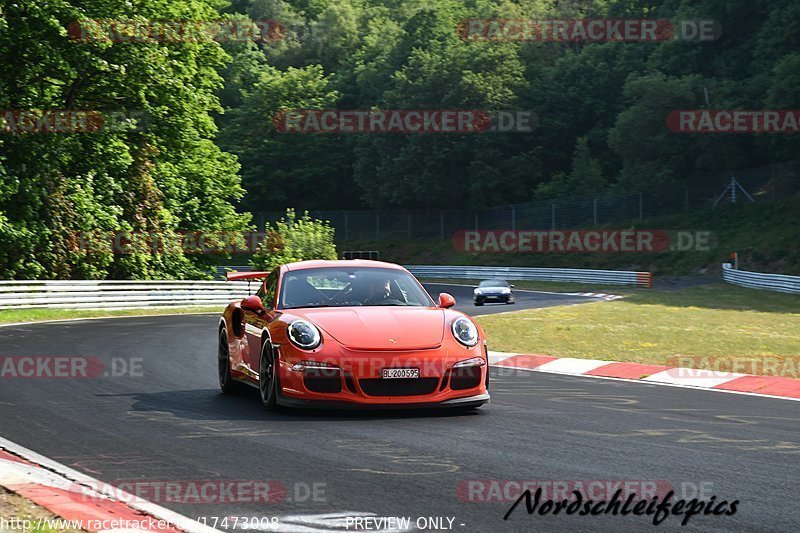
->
[344,371,357,394]
[303,369,342,393]
[450,366,481,390]
[359,377,439,397]
[439,369,451,391]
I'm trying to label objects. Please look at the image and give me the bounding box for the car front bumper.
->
[275,341,490,408]
[474,294,512,303]
[277,391,490,410]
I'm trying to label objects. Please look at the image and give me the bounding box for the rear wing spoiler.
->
[226,271,270,282]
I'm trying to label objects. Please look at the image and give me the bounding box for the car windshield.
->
[279,267,434,309]
[479,279,509,288]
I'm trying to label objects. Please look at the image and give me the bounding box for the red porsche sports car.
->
[218,260,489,409]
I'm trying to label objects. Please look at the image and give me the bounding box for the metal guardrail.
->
[0,280,251,310]
[405,265,652,287]
[1,264,650,310]
[216,264,651,287]
[722,264,800,294]
[217,265,653,287]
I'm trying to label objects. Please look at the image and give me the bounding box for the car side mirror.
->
[510,284,516,289]
[241,295,265,315]
[438,293,456,309]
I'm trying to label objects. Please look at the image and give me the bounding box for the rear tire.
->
[259,341,279,410]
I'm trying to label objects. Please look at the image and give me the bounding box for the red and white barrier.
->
[489,352,800,400]
[0,438,214,533]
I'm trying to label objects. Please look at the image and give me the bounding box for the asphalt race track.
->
[1,289,798,533]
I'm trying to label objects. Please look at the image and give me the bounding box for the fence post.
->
[551,203,556,229]
[474,213,479,231]
[342,210,349,241]
[510,204,516,231]
[593,198,598,225]
[259,212,266,231]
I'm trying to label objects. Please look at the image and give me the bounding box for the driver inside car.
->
[363,278,392,304]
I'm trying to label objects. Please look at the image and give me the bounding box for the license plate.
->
[382,368,419,379]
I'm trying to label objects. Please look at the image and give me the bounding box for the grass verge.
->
[0,487,82,533]
[0,306,221,325]
[476,283,800,375]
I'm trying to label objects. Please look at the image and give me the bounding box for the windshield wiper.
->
[283,303,333,309]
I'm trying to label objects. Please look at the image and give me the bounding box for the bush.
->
[250,209,337,271]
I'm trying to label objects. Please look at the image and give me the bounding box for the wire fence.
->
[255,161,800,241]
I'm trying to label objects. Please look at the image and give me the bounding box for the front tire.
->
[259,341,279,409]
[218,329,237,394]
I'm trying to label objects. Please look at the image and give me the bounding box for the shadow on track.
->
[98,388,487,422]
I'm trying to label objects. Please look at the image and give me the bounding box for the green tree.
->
[250,208,337,271]
[537,137,607,198]
[0,0,250,279]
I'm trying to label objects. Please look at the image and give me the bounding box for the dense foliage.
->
[217,0,800,211]
[1,0,798,279]
[0,0,250,279]
[250,208,337,270]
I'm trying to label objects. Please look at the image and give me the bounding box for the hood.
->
[478,286,509,294]
[295,307,445,350]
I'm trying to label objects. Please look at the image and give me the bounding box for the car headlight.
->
[451,317,479,347]
[501,288,511,294]
[287,319,321,350]
[474,288,482,295]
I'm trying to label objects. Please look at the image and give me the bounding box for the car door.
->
[243,268,279,375]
